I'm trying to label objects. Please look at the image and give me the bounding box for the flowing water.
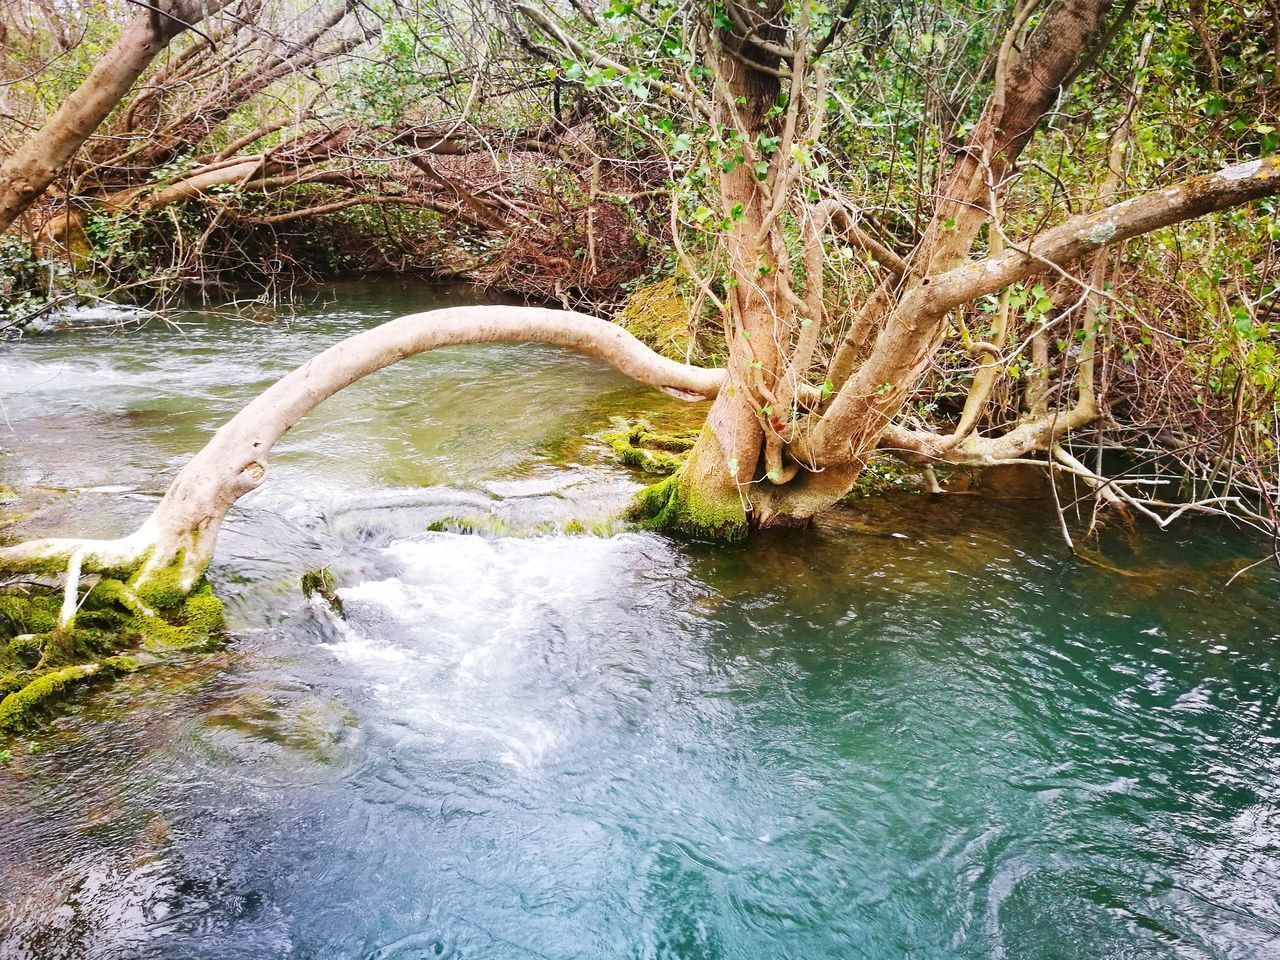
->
[1,280,1279,959]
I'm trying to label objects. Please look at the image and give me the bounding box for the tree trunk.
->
[637,11,788,537]
[0,0,231,234]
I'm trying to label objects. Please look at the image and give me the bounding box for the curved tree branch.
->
[927,156,1280,312]
[0,307,725,599]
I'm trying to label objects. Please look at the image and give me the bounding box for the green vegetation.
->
[0,575,224,733]
[603,418,699,476]
[301,568,346,618]
[628,473,748,542]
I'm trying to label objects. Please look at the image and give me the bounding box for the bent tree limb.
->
[0,0,235,234]
[927,156,1280,313]
[807,155,1280,469]
[0,307,724,608]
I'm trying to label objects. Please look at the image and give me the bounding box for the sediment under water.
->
[1,281,1278,959]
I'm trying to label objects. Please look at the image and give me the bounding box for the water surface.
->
[1,281,1278,959]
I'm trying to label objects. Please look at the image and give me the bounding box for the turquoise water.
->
[1,282,1278,958]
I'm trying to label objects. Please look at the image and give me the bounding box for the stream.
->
[1,280,1278,959]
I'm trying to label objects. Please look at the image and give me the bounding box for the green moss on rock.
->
[615,277,723,364]
[0,592,59,636]
[33,626,119,669]
[102,655,141,673]
[0,572,226,734]
[0,663,100,731]
[425,515,513,537]
[603,419,700,476]
[301,568,345,618]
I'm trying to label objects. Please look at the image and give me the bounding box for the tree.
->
[0,0,238,233]
[2,0,1279,616]
[517,0,1280,536]
[2,0,662,300]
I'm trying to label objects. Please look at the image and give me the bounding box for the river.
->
[1,280,1278,958]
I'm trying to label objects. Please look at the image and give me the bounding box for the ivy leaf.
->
[1203,96,1227,117]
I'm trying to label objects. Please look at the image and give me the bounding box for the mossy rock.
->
[0,663,103,730]
[615,277,722,364]
[602,418,700,477]
[0,576,226,734]
[0,591,60,637]
[301,568,345,618]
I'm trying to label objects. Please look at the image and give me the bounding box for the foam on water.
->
[331,532,677,769]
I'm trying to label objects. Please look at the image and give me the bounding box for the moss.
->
[84,575,224,650]
[616,277,698,361]
[0,486,19,503]
[426,515,514,537]
[34,627,119,669]
[0,592,60,637]
[0,653,146,732]
[603,419,700,477]
[0,663,101,731]
[611,441,683,475]
[560,517,626,537]
[173,581,226,648]
[0,555,84,578]
[84,577,145,616]
[0,671,33,696]
[301,568,345,618]
[627,473,748,541]
[129,556,190,611]
[7,633,44,665]
[425,513,624,539]
[0,566,225,733]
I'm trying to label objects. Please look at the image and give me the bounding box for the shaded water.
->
[1,281,1279,959]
